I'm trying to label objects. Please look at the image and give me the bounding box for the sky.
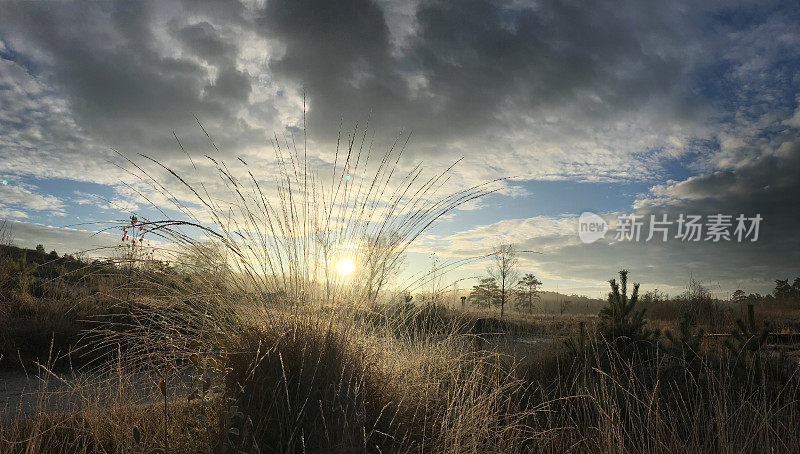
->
[1,0,800,298]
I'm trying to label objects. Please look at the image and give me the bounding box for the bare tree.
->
[488,243,518,319]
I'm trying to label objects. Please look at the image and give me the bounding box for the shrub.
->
[223,320,399,453]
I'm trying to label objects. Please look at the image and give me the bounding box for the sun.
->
[335,258,356,276]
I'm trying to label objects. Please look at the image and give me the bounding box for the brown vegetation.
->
[2,131,800,453]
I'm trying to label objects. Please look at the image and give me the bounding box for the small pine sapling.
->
[724,303,769,371]
[598,270,658,351]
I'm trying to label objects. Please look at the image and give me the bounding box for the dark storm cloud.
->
[1,0,791,180]
[205,68,252,102]
[0,0,262,157]
[174,21,238,65]
[410,0,694,128]
[256,0,410,136]
[638,139,800,252]
[526,139,800,293]
[257,0,701,142]
[176,0,248,26]
[1,0,795,176]
[173,21,252,103]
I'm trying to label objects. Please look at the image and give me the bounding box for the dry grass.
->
[3,303,800,452]
[217,305,542,453]
[2,401,214,453]
[2,125,800,453]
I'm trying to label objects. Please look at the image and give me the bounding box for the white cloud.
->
[72,190,139,212]
[0,182,65,217]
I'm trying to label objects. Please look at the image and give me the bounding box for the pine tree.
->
[724,303,769,371]
[598,270,658,350]
[774,279,792,299]
[660,312,706,386]
[566,270,659,370]
[664,312,704,362]
[515,273,542,314]
[565,321,587,359]
[469,277,499,309]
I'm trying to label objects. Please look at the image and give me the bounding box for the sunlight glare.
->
[335,258,356,276]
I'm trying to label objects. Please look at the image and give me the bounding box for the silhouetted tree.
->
[665,312,704,362]
[565,270,658,370]
[515,273,542,314]
[641,289,667,305]
[469,277,499,309]
[663,312,705,379]
[774,279,793,300]
[488,243,518,319]
[598,270,657,349]
[724,304,770,371]
[746,293,763,304]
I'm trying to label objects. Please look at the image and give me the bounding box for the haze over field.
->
[1,0,800,296]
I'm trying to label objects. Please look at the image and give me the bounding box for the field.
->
[1,145,800,454]
[3,248,800,453]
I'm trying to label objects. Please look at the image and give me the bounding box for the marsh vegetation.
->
[1,132,800,453]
